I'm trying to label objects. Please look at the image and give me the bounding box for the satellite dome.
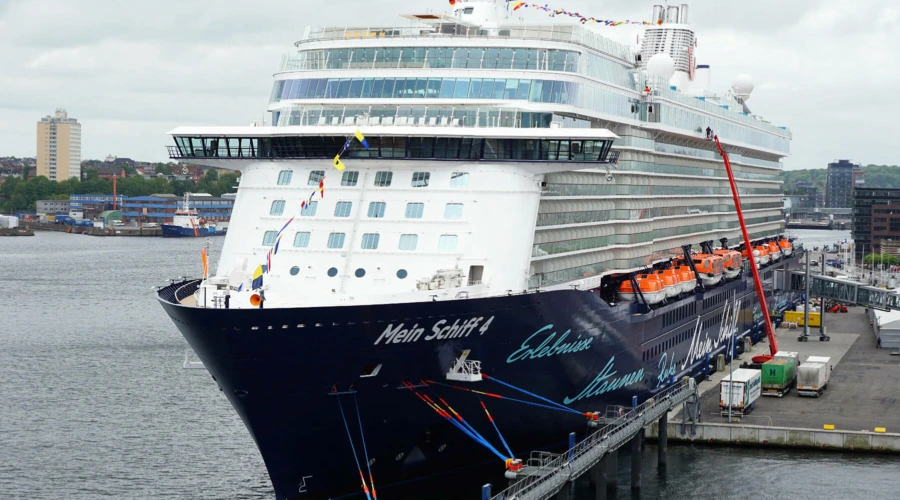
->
[732,73,754,97]
[647,53,675,79]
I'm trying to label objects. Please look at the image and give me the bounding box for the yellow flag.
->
[333,154,346,171]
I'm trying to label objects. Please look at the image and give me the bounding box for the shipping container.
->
[719,368,761,416]
[0,215,18,228]
[806,356,832,384]
[761,358,795,397]
[774,351,800,382]
[784,310,820,326]
[797,362,828,397]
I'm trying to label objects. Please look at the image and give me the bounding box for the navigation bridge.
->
[773,270,900,311]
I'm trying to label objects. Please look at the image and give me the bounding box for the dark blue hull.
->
[161,225,226,237]
[158,258,797,499]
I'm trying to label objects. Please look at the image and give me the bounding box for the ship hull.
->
[161,224,226,237]
[158,256,798,499]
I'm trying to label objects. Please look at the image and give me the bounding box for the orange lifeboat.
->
[778,238,793,256]
[692,253,724,287]
[714,249,743,279]
[767,241,782,261]
[655,269,682,299]
[674,265,696,294]
[618,273,666,305]
[754,245,770,265]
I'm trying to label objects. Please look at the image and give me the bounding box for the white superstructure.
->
[170,1,791,310]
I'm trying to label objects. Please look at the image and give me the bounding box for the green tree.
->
[863,253,900,267]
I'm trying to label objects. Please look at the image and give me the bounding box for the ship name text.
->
[374,316,495,345]
[563,357,644,404]
[506,324,594,363]
[680,297,741,371]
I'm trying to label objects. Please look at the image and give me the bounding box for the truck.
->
[761,358,795,397]
[797,362,828,397]
[774,351,800,383]
[719,368,761,417]
[54,215,73,225]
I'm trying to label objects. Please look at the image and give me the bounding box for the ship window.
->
[301,201,318,216]
[327,232,346,249]
[290,266,300,276]
[327,267,338,277]
[405,202,424,219]
[367,202,386,218]
[397,269,408,279]
[444,203,463,220]
[361,233,380,249]
[334,201,352,217]
[262,231,278,246]
[355,268,366,278]
[308,170,325,185]
[374,171,393,187]
[399,234,418,250]
[341,171,359,186]
[270,200,286,216]
[450,172,469,188]
[277,170,293,185]
[293,231,310,248]
[411,172,430,187]
[438,234,458,252]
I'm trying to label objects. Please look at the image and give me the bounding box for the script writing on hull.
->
[373,316,494,345]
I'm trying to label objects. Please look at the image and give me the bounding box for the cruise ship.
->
[157,1,795,498]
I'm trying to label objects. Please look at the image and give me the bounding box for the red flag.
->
[318,179,325,198]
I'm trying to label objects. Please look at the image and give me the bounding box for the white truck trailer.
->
[719,368,761,417]
[797,362,828,397]
[806,356,832,385]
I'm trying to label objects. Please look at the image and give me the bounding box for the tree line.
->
[0,168,238,213]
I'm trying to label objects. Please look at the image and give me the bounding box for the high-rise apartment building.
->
[825,159,861,208]
[37,109,81,181]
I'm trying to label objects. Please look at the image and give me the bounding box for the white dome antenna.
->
[732,73,754,101]
[647,53,675,79]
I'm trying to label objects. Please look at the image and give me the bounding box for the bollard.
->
[669,373,675,388]
[716,353,725,372]
[482,483,491,500]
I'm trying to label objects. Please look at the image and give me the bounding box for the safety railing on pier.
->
[491,378,699,500]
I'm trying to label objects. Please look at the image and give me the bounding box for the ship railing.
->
[491,378,698,500]
[174,279,202,304]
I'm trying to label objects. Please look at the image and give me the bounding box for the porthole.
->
[290,266,300,276]
[327,267,338,277]
[355,268,366,278]
[397,269,408,279]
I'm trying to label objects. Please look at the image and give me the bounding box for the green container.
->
[761,359,794,389]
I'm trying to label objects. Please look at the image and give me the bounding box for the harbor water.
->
[1,232,897,499]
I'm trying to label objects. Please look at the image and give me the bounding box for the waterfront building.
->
[851,187,900,259]
[826,159,861,209]
[36,109,81,181]
[120,194,234,224]
[36,199,71,215]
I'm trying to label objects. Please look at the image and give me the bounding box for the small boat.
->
[715,249,743,279]
[693,254,724,287]
[655,269,682,298]
[767,241,782,261]
[674,265,696,294]
[779,238,793,256]
[618,273,666,305]
[754,245,771,265]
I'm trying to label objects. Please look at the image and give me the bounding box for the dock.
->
[646,306,900,452]
[28,222,163,236]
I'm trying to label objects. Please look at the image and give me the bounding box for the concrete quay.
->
[646,305,900,452]
[29,222,162,236]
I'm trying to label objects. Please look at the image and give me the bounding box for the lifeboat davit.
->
[767,241,782,261]
[779,238,793,256]
[655,269,682,299]
[674,265,696,294]
[714,249,743,279]
[754,245,771,265]
[692,254,724,287]
[618,274,666,305]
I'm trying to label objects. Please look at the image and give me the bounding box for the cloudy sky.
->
[0,0,896,170]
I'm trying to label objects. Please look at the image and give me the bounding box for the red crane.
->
[714,135,778,363]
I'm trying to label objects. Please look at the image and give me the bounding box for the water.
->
[1,232,896,499]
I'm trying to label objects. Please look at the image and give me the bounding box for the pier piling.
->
[606,450,618,490]
[658,412,668,466]
[589,457,607,500]
[631,429,643,490]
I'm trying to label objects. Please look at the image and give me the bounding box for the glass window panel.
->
[337,78,351,97]
[361,78,373,98]
[262,231,278,246]
[297,79,309,99]
[349,79,363,98]
[277,170,293,185]
[341,171,359,186]
[411,172,430,187]
[450,172,469,188]
[529,80,543,102]
[270,200,286,216]
[399,234,418,251]
[517,80,531,100]
[468,79,482,98]
[301,200,318,216]
[439,78,455,99]
[504,79,519,99]
[367,201,386,218]
[293,231,310,248]
[444,203,463,219]
[327,232,345,249]
[483,48,499,69]
[438,234,458,251]
[325,79,339,98]
[492,79,505,99]
[382,79,395,98]
[405,202,424,218]
[308,170,325,185]
[374,171,393,187]
[480,79,494,99]
[334,201,352,217]
[371,78,385,98]
[361,233,380,249]
[426,78,441,97]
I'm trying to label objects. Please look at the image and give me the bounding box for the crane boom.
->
[714,135,778,362]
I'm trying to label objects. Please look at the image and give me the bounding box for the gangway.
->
[488,378,700,500]
[773,270,900,311]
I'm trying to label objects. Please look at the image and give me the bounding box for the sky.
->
[0,0,897,170]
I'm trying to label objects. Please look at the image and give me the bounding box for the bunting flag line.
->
[354,129,370,149]
[252,264,264,290]
[274,234,283,255]
[506,1,652,26]
[267,249,273,272]
[276,216,295,238]
[319,179,325,198]
[333,154,346,171]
